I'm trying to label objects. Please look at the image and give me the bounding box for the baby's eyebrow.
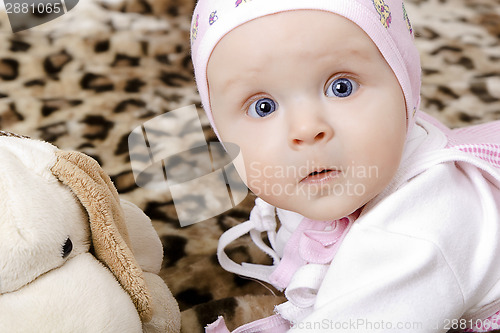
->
[214,70,260,93]
[217,76,240,92]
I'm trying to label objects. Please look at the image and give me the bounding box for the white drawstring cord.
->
[217,198,281,284]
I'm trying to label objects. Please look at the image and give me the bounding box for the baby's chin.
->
[297,207,360,222]
[261,195,364,222]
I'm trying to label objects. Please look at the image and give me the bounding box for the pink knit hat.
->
[190,0,421,138]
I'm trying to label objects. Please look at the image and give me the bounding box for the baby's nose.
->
[290,130,329,146]
[287,109,334,149]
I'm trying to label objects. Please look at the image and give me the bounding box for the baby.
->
[190,0,500,332]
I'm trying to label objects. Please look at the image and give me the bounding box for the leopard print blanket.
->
[1,0,499,332]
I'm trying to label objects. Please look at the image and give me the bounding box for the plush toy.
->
[0,131,181,333]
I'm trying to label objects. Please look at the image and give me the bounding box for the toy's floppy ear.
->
[51,150,152,322]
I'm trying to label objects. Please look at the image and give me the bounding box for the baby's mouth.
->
[300,168,340,184]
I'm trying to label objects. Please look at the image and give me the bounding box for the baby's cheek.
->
[243,161,290,201]
[360,149,402,200]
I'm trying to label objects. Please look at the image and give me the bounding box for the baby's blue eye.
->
[248,97,277,118]
[326,78,359,98]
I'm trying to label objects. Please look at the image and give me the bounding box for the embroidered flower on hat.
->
[209,11,218,25]
[191,14,199,43]
[402,2,413,36]
[372,0,392,28]
[235,0,251,8]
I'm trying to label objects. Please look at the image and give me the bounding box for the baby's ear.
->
[51,150,153,322]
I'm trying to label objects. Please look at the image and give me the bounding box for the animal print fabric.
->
[0,0,499,332]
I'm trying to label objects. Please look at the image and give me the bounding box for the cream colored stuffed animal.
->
[0,131,180,333]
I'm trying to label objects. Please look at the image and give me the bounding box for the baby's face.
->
[207,10,406,220]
